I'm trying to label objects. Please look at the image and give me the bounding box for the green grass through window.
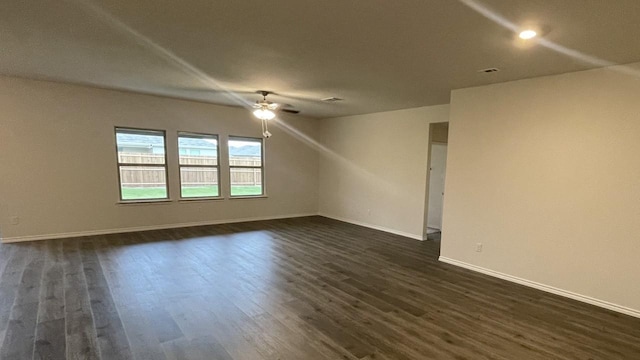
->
[181,186,220,198]
[121,187,167,200]
[230,185,263,197]
[121,185,263,200]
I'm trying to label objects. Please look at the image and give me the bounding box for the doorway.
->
[425,122,449,241]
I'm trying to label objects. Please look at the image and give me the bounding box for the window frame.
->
[228,136,265,198]
[177,131,222,200]
[115,127,170,203]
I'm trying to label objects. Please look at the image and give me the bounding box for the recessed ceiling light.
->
[519,29,537,40]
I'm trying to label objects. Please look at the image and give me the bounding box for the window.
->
[228,137,264,197]
[178,132,220,198]
[115,128,168,201]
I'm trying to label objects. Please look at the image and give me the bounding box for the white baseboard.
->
[318,213,424,241]
[1,213,317,243]
[439,256,640,319]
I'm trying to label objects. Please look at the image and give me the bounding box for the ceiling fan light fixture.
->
[253,108,276,121]
[518,29,537,40]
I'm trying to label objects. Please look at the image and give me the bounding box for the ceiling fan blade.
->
[167,88,310,116]
[267,92,314,102]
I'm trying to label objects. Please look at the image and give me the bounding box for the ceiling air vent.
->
[478,67,500,73]
[321,97,344,102]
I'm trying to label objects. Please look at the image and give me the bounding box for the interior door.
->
[427,143,448,230]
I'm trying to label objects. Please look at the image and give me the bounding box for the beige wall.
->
[0,76,319,241]
[442,63,640,314]
[318,105,450,239]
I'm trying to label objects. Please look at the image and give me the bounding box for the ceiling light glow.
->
[253,108,276,121]
[519,29,537,40]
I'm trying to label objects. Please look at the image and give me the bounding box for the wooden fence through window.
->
[118,153,261,187]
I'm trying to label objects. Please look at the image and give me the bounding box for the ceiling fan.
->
[253,91,299,113]
[173,87,303,112]
[252,90,299,138]
[170,87,314,138]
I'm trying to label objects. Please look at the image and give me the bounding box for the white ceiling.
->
[2,0,640,118]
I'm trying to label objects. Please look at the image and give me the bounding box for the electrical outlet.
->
[9,216,20,225]
[476,243,483,252]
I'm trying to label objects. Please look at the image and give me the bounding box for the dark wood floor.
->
[1,217,639,360]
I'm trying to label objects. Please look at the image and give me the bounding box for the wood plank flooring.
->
[0,216,639,359]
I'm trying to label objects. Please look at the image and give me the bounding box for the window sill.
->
[228,195,268,200]
[179,197,225,202]
[117,199,173,205]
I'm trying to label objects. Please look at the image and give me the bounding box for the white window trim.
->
[115,127,170,203]
[177,131,222,200]
[228,136,265,197]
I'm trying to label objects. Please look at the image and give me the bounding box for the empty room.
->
[1,1,639,359]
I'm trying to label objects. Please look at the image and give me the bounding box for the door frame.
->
[423,122,449,240]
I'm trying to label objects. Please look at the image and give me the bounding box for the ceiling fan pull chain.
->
[262,118,272,139]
